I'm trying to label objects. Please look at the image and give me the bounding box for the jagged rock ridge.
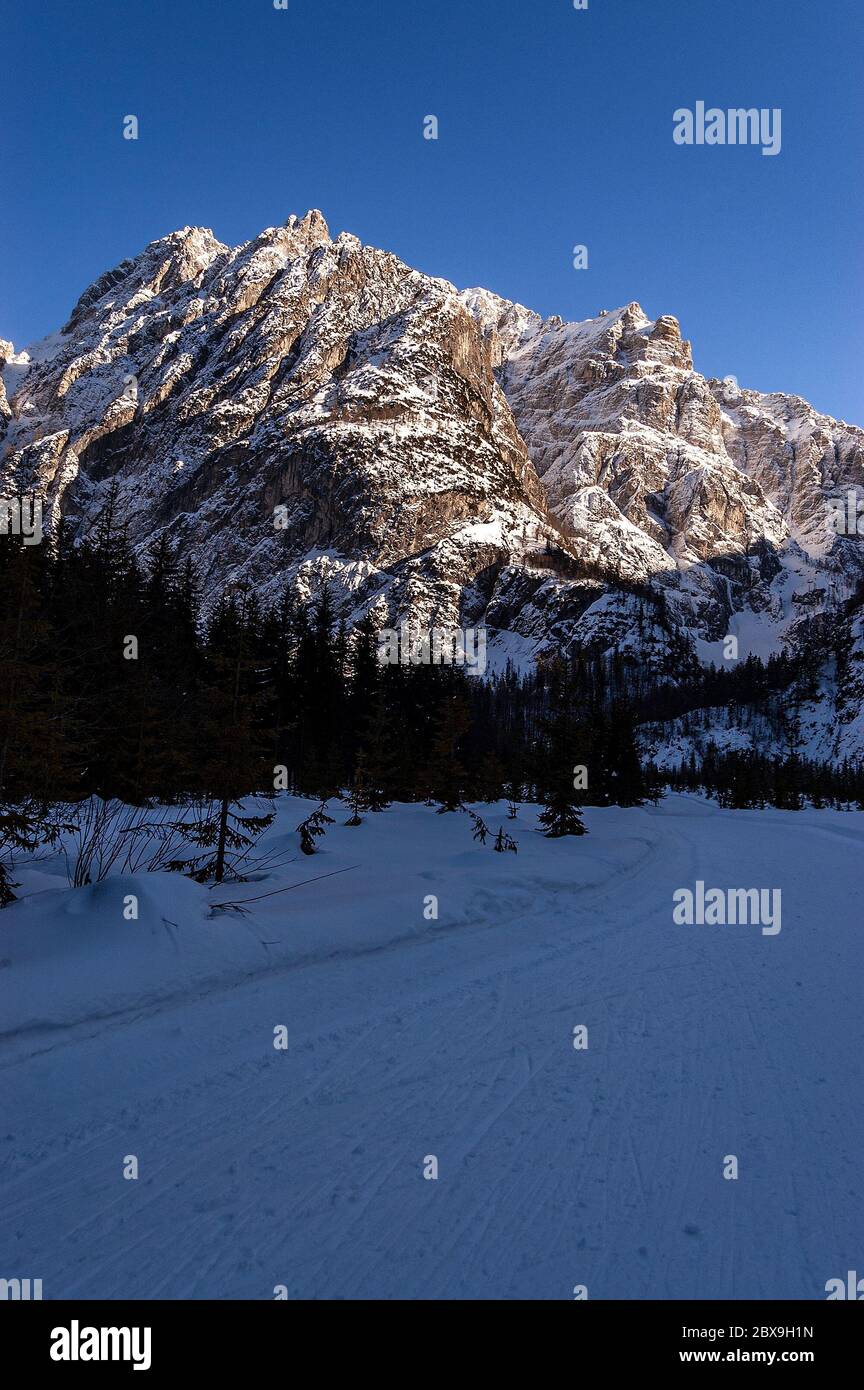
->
[2,211,863,758]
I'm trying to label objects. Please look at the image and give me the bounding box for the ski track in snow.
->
[0,795,861,1300]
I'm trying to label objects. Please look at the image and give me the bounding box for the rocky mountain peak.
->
[2,212,864,759]
[65,226,228,333]
[283,209,331,248]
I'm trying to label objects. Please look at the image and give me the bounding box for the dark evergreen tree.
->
[198,587,273,881]
[296,803,334,854]
[357,693,397,810]
[424,681,471,812]
[537,661,587,837]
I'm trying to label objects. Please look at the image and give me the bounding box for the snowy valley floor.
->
[1,793,862,1300]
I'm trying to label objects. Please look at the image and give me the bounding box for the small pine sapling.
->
[296,802,335,854]
[494,826,518,854]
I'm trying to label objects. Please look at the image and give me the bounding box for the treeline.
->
[2,500,863,899]
[0,509,650,888]
[663,750,864,811]
[663,746,864,812]
[636,651,813,725]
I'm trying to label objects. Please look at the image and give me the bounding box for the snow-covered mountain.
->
[3,211,864,753]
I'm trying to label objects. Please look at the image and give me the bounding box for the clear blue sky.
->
[2,0,862,421]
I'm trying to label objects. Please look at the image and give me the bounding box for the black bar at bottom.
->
[1,1298,859,1374]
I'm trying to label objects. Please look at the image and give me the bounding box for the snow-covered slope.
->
[2,212,864,748]
[1,794,862,1298]
[465,287,864,681]
[0,215,550,641]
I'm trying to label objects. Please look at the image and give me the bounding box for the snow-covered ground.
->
[1,794,861,1300]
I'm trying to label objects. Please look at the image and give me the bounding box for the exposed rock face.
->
[464,284,864,758]
[2,211,864,756]
[0,214,554,636]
